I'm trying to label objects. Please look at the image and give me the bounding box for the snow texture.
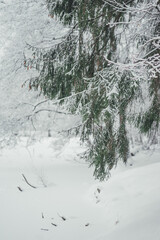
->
[0,137,160,240]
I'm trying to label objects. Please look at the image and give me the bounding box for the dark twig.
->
[51,223,57,227]
[57,213,66,221]
[85,223,90,227]
[22,174,37,189]
[17,186,23,192]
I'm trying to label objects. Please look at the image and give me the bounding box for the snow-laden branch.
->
[104,0,159,14]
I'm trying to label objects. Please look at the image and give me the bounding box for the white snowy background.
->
[0,1,160,240]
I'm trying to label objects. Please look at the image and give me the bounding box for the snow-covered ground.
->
[0,137,160,240]
[1,1,160,239]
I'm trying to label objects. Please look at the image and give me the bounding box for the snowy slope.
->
[0,138,160,240]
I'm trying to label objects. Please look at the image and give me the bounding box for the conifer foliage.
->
[26,0,160,180]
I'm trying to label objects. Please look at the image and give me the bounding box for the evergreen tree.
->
[25,0,160,180]
[136,0,160,136]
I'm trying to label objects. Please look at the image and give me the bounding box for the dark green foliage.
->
[90,124,117,180]
[27,0,135,179]
[26,0,160,180]
[136,1,160,135]
[137,76,160,134]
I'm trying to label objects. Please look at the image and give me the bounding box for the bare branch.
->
[34,108,73,115]
[33,99,49,111]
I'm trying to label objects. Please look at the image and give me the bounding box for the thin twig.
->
[51,223,57,227]
[17,186,23,192]
[57,213,66,221]
[22,174,37,189]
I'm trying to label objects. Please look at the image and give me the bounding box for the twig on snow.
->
[51,223,57,227]
[22,174,37,189]
[17,186,23,192]
[57,213,66,221]
[85,223,90,227]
